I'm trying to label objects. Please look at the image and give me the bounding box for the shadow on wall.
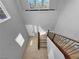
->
[25,24,47,36]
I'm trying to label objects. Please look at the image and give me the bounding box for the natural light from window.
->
[28,0,49,9]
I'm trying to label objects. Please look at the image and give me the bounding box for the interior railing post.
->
[52,34,56,41]
[38,32,40,50]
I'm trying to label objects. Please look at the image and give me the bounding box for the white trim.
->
[0,0,11,23]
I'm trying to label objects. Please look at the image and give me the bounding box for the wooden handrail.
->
[47,30,79,59]
[49,32,79,43]
[48,34,71,59]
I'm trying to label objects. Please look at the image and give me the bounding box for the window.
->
[0,1,11,23]
[28,0,49,9]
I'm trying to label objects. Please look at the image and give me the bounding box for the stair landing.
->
[22,36,48,59]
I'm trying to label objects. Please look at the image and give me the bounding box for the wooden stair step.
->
[40,45,47,46]
[40,45,47,48]
[40,47,47,48]
[40,40,47,42]
[40,40,47,41]
[40,43,47,45]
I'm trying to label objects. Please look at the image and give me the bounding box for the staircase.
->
[38,32,47,50]
[47,30,79,59]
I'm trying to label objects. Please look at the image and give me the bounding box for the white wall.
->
[55,0,79,41]
[18,0,70,31]
[16,0,59,31]
[23,11,58,31]
[47,37,65,59]
[0,0,29,59]
[16,0,70,32]
[50,0,70,13]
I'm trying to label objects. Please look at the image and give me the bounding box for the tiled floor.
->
[22,37,48,59]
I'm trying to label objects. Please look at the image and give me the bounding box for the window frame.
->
[0,1,11,23]
[28,0,49,9]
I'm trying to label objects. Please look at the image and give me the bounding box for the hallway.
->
[22,36,48,59]
[0,0,79,59]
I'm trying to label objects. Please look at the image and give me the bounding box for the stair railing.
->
[47,30,79,59]
[38,32,40,50]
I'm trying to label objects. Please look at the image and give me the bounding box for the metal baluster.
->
[54,35,60,43]
[65,43,75,52]
[63,40,70,49]
[69,49,79,55]
[59,38,67,47]
[67,45,79,55]
[57,37,65,46]
[64,41,75,51]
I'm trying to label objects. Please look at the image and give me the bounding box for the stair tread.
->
[40,46,47,48]
[40,41,47,42]
[40,45,47,46]
[40,43,47,45]
[40,40,47,41]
